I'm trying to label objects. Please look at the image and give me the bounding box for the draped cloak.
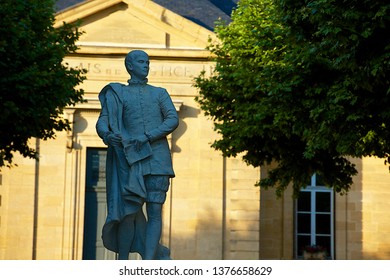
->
[96,82,178,259]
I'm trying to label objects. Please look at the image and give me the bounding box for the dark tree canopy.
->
[0,0,86,167]
[194,0,390,196]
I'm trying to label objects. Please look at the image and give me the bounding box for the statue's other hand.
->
[106,133,122,146]
[134,134,148,151]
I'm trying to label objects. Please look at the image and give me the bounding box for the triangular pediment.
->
[55,0,215,53]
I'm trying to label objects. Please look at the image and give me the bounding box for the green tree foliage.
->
[194,0,390,196]
[0,0,86,167]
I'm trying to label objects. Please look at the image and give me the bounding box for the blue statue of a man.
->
[96,50,179,260]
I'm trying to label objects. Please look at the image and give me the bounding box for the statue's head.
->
[125,50,150,80]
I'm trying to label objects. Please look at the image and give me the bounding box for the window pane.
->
[297,235,311,256]
[315,236,331,256]
[316,192,331,212]
[297,213,311,233]
[316,214,331,234]
[297,192,311,211]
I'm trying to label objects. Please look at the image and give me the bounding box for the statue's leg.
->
[117,214,135,260]
[144,202,163,260]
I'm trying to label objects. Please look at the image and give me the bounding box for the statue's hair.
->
[125,50,148,74]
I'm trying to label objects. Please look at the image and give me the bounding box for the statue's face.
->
[129,51,150,80]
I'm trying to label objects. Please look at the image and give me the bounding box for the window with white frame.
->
[295,174,334,259]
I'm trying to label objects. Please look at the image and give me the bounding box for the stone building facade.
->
[0,0,259,260]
